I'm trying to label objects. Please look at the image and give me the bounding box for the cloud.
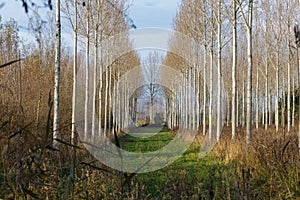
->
[129,0,181,28]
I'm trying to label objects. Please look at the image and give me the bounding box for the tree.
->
[84,0,90,139]
[208,0,215,140]
[237,0,254,146]
[70,0,78,186]
[91,0,101,138]
[143,52,163,124]
[231,0,237,139]
[53,0,61,148]
[294,23,300,154]
[216,0,222,140]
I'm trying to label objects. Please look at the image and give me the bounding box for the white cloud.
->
[129,0,181,28]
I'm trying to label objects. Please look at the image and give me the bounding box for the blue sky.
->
[128,0,181,29]
[0,0,181,54]
[0,0,181,29]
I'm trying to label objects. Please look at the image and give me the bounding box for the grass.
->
[1,121,300,199]
[116,128,236,199]
[113,126,300,199]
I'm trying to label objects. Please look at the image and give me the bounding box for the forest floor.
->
[113,126,300,199]
[1,125,300,199]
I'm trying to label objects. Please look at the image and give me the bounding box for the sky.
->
[0,0,181,59]
[0,0,181,31]
[128,0,181,29]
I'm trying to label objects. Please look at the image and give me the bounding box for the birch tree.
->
[53,0,61,148]
[231,0,237,139]
[294,23,300,154]
[91,0,101,138]
[208,0,215,140]
[84,0,90,139]
[216,0,222,140]
[237,0,254,146]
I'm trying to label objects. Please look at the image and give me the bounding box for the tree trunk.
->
[208,5,214,140]
[231,0,237,139]
[292,62,295,127]
[264,0,270,131]
[203,1,207,135]
[53,0,61,148]
[275,49,279,132]
[287,21,291,132]
[84,0,90,139]
[245,0,253,146]
[255,59,259,129]
[92,1,100,138]
[70,0,78,196]
[216,0,222,140]
[242,68,245,127]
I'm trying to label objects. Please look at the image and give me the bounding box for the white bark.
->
[275,50,279,132]
[92,0,100,138]
[246,0,253,146]
[53,0,61,148]
[216,0,222,140]
[292,63,295,127]
[264,0,270,131]
[242,68,245,127]
[255,61,259,129]
[231,0,237,139]
[208,12,214,140]
[71,0,78,181]
[84,0,90,139]
[287,22,291,132]
[298,48,300,155]
[236,89,239,126]
[202,1,207,135]
[237,0,253,146]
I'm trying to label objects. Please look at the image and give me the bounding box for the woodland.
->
[0,0,300,199]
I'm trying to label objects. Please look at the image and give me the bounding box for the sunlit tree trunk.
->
[242,68,245,127]
[295,23,300,154]
[237,0,253,146]
[275,49,279,132]
[236,89,239,126]
[70,0,78,196]
[265,47,269,130]
[269,90,272,126]
[98,31,103,137]
[92,0,100,138]
[287,20,291,132]
[84,0,90,139]
[292,62,295,127]
[202,1,207,135]
[231,0,237,139]
[282,75,285,127]
[216,0,222,140]
[208,0,214,140]
[246,0,253,146]
[255,55,259,129]
[53,0,61,148]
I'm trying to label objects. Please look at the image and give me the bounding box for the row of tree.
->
[163,0,300,145]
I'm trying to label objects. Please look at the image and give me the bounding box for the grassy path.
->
[117,129,234,199]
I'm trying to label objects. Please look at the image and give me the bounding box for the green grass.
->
[119,131,175,152]
[117,129,234,199]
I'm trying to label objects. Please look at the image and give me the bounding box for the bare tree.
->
[294,23,300,154]
[216,0,222,140]
[208,0,215,140]
[237,0,254,146]
[84,0,90,139]
[231,0,237,139]
[53,0,61,148]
